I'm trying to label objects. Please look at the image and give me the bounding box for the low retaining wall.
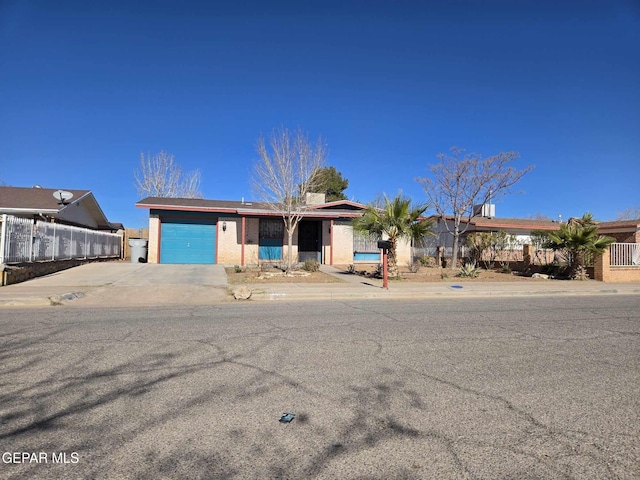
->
[1,258,120,286]
[594,247,640,282]
[598,267,640,282]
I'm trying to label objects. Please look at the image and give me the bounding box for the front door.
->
[298,221,321,262]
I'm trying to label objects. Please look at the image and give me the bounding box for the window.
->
[259,218,284,240]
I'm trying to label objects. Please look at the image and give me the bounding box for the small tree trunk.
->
[451,231,460,269]
[388,243,399,278]
[570,251,584,279]
[286,229,294,273]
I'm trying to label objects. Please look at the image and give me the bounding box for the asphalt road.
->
[0,295,638,479]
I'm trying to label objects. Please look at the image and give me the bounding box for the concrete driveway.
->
[1,262,230,306]
[18,262,229,287]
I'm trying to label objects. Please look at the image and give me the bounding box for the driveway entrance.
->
[16,262,229,287]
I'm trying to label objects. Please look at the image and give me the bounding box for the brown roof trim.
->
[141,204,239,214]
[436,215,560,230]
[136,197,365,219]
[597,220,640,229]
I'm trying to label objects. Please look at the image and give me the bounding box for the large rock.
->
[532,273,550,279]
[232,286,252,300]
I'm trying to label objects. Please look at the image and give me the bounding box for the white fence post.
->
[0,214,7,264]
[29,222,34,261]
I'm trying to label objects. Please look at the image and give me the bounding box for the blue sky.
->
[1,0,638,228]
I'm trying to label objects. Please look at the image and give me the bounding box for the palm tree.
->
[353,193,435,278]
[546,212,614,279]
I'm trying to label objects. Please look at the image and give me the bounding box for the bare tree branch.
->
[134,151,203,199]
[615,206,640,221]
[417,147,534,268]
[251,126,327,272]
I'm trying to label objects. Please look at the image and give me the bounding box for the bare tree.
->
[525,213,552,221]
[417,147,534,268]
[616,206,640,221]
[135,151,203,199]
[252,126,327,273]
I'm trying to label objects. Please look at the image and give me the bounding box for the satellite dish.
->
[53,190,74,204]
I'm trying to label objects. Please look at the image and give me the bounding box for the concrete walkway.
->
[0,263,638,307]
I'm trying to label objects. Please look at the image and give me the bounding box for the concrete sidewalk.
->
[0,263,638,307]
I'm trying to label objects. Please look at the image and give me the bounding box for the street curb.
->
[2,286,638,307]
[0,297,52,307]
[247,287,640,302]
[0,291,87,307]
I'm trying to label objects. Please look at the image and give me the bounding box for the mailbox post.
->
[377,240,392,289]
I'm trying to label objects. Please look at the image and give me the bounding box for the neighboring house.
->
[425,210,561,253]
[0,186,122,271]
[136,195,414,266]
[0,186,122,231]
[596,219,640,243]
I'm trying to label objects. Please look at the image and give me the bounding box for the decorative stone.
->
[232,286,252,300]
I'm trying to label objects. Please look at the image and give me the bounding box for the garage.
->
[160,219,217,264]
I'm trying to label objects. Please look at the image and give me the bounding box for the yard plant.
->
[544,212,614,279]
[353,193,434,278]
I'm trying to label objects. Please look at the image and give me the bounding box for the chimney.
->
[305,193,326,205]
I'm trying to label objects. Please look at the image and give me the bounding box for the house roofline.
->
[434,214,561,231]
[138,202,362,219]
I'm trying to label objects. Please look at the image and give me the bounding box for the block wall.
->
[594,247,640,282]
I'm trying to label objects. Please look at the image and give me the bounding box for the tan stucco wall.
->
[332,221,354,265]
[395,238,412,266]
[245,218,259,265]
[148,215,160,263]
[217,217,240,264]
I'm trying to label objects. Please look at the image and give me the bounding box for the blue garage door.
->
[161,219,216,264]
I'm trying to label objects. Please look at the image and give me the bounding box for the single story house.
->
[427,214,561,251]
[596,219,640,243]
[135,195,416,266]
[0,186,122,231]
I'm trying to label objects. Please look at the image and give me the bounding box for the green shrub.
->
[303,259,320,272]
[456,262,480,278]
[418,256,436,267]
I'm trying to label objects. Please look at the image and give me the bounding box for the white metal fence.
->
[0,214,122,264]
[610,243,640,266]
